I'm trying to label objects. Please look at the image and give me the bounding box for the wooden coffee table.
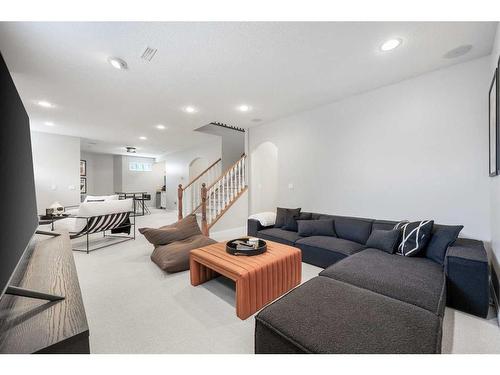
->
[190,240,302,320]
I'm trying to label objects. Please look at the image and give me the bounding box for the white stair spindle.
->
[242,157,246,187]
[209,188,212,223]
[218,180,221,215]
[226,174,229,207]
[237,160,241,192]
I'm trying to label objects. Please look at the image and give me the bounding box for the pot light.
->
[237,104,251,112]
[37,100,54,108]
[44,121,55,127]
[108,57,128,70]
[380,38,402,52]
[156,124,166,130]
[183,106,197,113]
[139,136,147,140]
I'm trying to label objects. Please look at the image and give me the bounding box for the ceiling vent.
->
[126,146,137,153]
[141,46,158,61]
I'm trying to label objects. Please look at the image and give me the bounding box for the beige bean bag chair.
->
[139,215,217,273]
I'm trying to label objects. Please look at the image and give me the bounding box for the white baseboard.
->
[210,226,246,242]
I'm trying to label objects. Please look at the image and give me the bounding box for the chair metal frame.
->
[69,211,136,254]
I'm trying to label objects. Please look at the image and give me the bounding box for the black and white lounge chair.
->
[52,199,135,253]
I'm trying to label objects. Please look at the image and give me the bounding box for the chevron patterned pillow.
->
[394,220,434,257]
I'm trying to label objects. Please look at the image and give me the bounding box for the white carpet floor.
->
[67,209,500,354]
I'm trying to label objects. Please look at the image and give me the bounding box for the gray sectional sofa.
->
[248,212,489,354]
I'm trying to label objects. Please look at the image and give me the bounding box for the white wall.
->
[120,155,165,207]
[160,139,222,210]
[249,57,491,241]
[31,131,80,213]
[489,24,500,277]
[80,151,114,196]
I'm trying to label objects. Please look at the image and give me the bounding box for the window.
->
[129,162,152,172]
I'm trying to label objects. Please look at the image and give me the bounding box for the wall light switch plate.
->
[68,185,75,190]
[50,184,57,191]
[288,183,294,190]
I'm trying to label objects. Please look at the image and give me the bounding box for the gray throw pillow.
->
[424,224,463,265]
[297,219,336,237]
[275,207,301,228]
[366,229,400,254]
[282,212,313,232]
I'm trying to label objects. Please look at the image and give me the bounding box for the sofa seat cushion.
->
[151,234,217,273]
[257,228,303,246]
[296,236,365,256]
[255,276,442,354]
[320,248,446,316]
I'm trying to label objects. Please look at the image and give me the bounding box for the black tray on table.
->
[226,238,267,256]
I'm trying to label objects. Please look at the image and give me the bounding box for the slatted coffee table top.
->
[190,240,301,279]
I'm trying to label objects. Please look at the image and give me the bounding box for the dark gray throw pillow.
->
[297,219,336,237]
[395,220,434,257]
[282,212,313,232]
[366,229,400,254]
[424,224,463,265]
[275,207,301,228]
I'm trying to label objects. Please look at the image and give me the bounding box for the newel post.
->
[177,184,183,220]
[201,183,209,236]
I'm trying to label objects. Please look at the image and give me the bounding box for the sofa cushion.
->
[372,219,398,232]
[151,234,217,273]
[320,248,446,315]
[396,220,434,257]
[255,276,442,354]
[424,224,463,265]
[365,229,400,254]
[257,228,303,246]
[139,214,202,245]
[297,219,336,237]
[321,215,373,244]
[275,207,301,228]
[295,236,364,256]
[282,212,313,232]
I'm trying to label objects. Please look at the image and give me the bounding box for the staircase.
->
[178,154,247,235]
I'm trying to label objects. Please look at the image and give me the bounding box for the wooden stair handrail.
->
[206,154,247,191]
[182,158,222,191]
[178,157,221,219]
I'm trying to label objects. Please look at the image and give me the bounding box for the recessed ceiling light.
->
[108,57,128,70]
[139,136,147,140]
[156,124,166,130]
[183,106,197,113]
[37,100,54,108]
[44,121,55,127]
[237,104,251,112]
[380,38,402,52]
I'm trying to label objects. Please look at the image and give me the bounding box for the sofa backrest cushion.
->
[297,219,336,237]
[320,215,373,244]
